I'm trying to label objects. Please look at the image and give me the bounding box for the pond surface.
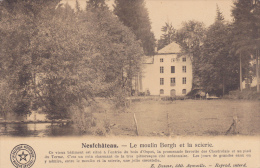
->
[0,110,83,137]
[0,123,80,137]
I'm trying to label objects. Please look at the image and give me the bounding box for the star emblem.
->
[18,151,28,161]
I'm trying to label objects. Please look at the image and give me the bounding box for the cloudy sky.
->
[63,0,234,39]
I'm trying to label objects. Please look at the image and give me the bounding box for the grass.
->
[93,99,260,136]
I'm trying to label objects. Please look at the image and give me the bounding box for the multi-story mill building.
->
[141,42,192,96]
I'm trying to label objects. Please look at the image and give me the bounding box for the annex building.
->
[141,42,192,96]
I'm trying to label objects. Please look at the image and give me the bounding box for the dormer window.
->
[160,58,164,62]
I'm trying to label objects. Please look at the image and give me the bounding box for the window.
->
[160,78,164,85]
[182,66,186,73]
[160,66,164,73]
[160,89,164,94]
[171,66,175,73]
[171,58,175,62]
[182,77,186,84]
[160,58,164,62]
[182,89,186,94]
[182,57,186,62]
[170,78,175,86]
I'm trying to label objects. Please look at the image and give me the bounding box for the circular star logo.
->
[10,144,36,168]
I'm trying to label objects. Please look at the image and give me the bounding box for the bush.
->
[161,96,187,101]
[225,90,260,100]
[69,99,112,135]
[69,105,94,134]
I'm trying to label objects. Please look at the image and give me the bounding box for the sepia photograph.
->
[0,0,260,168]
[0,0,259,138]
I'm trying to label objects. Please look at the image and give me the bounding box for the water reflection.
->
[0,111,83,137]
[0,123,81,137]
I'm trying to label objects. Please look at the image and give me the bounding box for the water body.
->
[0,123,80,137]
[0,111,80,137]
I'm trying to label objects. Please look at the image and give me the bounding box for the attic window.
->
[182,57,186,62]
[160,58,164,62]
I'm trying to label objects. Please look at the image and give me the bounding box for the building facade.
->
[142,42,192,96]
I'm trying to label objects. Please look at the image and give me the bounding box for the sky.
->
[145,0,234,39]
[62,0,234,39]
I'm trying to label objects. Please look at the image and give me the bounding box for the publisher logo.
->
[10,144,36,168]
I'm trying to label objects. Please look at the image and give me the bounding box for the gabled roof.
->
[158,42,181,54]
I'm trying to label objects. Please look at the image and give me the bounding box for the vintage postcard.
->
[0,0,259,167]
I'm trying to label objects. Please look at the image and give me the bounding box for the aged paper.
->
[1,137,260,167]
[0,0,259,168]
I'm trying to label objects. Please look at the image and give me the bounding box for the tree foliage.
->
[231,0,260,54]
[0,1,143,120]
[86,0,108,11]
[216,4,224,22]
[175,20,205,56]
[231,0,260,92]
[113,0,156,56]
[157,22,176,51]
[175,20,206,88]
[199,21,240,95]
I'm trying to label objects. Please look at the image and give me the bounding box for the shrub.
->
[225,90,260,100]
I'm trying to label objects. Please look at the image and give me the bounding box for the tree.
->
[75,0,81,13]
[199,22,240,95]
[231,0,260,92]
[0,0,143,122]
[216,4,224,21]
[157,22,176,51]
[85,6,144,98]
[113,0,156,56]
[175,20,206,88]
[86,0,108,11]
[0,0,61,117]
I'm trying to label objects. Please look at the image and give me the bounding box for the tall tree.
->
[216,4,224,21]
[157,22,176,51]
[231,0,260,92]
[175,20,206,88]
[85,5,144,98]
[113,0,156,56]
[199,22,239,95]
[75,0,81,13]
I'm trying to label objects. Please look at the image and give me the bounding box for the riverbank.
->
[1,99,259,137]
